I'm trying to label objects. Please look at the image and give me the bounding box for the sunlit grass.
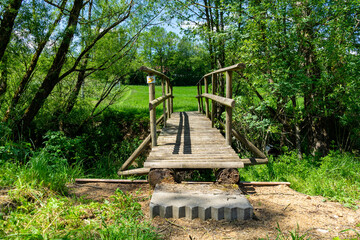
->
[111,85,199,118]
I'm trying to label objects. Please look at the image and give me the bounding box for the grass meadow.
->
[113,85,199,115]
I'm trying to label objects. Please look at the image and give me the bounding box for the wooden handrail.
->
[149,93,172,110]
[139,66,170,81]
[198,93,235,108]
[197,63,245,145]
[203,63,245,77]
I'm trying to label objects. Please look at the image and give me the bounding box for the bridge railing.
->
[196,63,246,145]
[139,66,173,147]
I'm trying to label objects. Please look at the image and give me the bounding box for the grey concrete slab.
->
[150,183,253,221]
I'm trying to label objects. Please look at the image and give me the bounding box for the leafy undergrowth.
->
[239,151,360,208]
[0,187,158,239]
[0,127,158,239]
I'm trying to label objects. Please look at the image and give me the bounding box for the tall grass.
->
[1,189,159,239]
[239,151,360,207]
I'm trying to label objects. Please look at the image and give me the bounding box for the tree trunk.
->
[0,0,23,97]
[0,0,23,62]
[17,0,83,130]
[3,0,67,122]
[299,2,328,156]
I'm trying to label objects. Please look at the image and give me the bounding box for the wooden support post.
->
[225,71,232,146]
[197,83,201,112]
[211,74,216,127]
[199,81,204,114]
[170,85,173,114]
[161,78,167,127]
[149,81,157,147]
[205,77,209,119]
[166,81,171,118]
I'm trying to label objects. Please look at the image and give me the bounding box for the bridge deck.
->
[144,111,244,169]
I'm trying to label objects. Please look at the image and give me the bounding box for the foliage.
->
[0,188,158,239]
[239,151,360,207]
[138,27,210,86]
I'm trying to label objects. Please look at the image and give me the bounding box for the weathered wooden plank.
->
[144,162,244,169]
[76,178,148,183]
[149,154,237,158]
[147,158,241,162]
[147,155,239,161]
[147,158,267,164]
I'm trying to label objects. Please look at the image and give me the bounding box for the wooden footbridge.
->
[118,64,268,178]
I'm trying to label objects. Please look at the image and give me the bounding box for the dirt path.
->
[68,183,360,239]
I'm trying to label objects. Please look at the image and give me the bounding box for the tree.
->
[0,0,23,96]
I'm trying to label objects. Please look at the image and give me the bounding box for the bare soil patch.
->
[68,183,360,239]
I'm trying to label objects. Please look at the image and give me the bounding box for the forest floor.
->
[68,182,360,240]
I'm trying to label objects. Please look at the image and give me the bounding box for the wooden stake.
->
[161,78,167,128]
[225,71,233,146]
[166,80,171,118]
[149,81,157,147]
[170,85,173,114]
[204,77,209,119]
[197,83,201,112]
[211,74,216,128]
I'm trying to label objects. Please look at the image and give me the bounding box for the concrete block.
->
[150,183,253,221]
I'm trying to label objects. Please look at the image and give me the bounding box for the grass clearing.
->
[113,85,198,116]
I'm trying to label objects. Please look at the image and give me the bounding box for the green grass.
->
[0,187,158,239]
[239,151,360,208]
[113,85,198,115]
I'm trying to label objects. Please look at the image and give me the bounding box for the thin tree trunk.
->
[291,96,302,159]
[65,56,89,115]
[18,0,83,130]
[3,0,67,122]
[0,0,22,61]
[0,0,23,96]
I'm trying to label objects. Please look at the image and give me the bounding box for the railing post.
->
[166,80,171,118]
[170,85,173,114]
[149,79,157,147]
[199,81,204,113]
[197,83,201,112]
[225,71,232,145]
[161,78,167,128]
[211,74,216,128]
[205,77,209,119]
